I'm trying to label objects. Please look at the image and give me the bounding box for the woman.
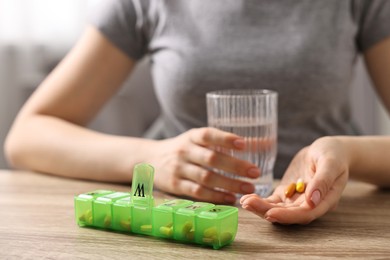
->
[5,0,390,224]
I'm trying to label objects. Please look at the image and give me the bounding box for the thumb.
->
[305,159,337,208]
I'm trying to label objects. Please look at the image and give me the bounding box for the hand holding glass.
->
[206,89,278,197]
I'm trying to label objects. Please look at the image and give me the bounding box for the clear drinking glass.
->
[206,89,278,197]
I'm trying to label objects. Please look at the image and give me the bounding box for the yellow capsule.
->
[285,183,296,198]
[80,210,93,225]
[79,214,86,222]
[203,226,217,238]
[296,178,306,193]
[85,209,92,217]
[140,224,152,232]
[202,235,217,244]
[79,209,92,222]
[120,219,131,231]
[220,232,233,244]
[185,230,195,240]
[159,226,173,237]
[202,227,219,244]
[104,215,111,228]
[182,221,193,234]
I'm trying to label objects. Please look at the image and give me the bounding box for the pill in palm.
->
[285,183,296,198]
[295,178,305,193]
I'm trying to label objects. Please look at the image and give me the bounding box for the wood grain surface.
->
[1,170,389,259]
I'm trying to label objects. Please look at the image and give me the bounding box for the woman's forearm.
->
[5,114,157,183]
[337,136,390,187]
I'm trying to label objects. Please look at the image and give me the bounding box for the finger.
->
[264,203,318,224]
[265,188,339,224]
[185,142,260,178]
[177,179,237,204]
[190,127,276,154]
[240,193,258,204]
[264,193,283,204]
[304,158,346,208]
[189,127,246,150]
[180,164,255,194]
[241,192,282,205]
[267,184,302,205]
[240,195,279,217]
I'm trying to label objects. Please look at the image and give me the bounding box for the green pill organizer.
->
[74,163,239,249]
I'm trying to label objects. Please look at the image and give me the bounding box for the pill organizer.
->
[74,163,238,249]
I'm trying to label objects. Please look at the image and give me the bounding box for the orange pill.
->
[285,183,296,198]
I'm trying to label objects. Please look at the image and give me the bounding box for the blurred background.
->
[0,0,160,169]
[0,0,389,169]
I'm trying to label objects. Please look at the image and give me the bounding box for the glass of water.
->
[206,89,278,198]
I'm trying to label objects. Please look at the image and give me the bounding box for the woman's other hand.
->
[240,137,349,224]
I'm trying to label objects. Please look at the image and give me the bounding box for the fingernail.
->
[265,216,277,223]
[233,139,245,149]
[311,190,321,207]
[224,195,236,204]
[241,204,253,211]
[239,194,251,204]
[241,183,255,194]
[247,168,260,178]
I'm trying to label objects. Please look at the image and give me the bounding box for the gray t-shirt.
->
[89,0,390,178]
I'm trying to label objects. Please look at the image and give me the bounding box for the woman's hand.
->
[148,127,261,204]
[240,136,350,224]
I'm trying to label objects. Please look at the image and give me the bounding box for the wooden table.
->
[1,170,389,259]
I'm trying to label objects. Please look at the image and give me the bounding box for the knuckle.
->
[170,178,180,189]
[187,128,198,137]
[166,163,183,188]
[199,127,212,142]
[174,143,188,157]
[203,150,218,165]
[199,169,213,185]
[191,184,203,198]
[170,161,181,175]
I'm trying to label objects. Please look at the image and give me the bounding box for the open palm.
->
[240,137,349,224]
